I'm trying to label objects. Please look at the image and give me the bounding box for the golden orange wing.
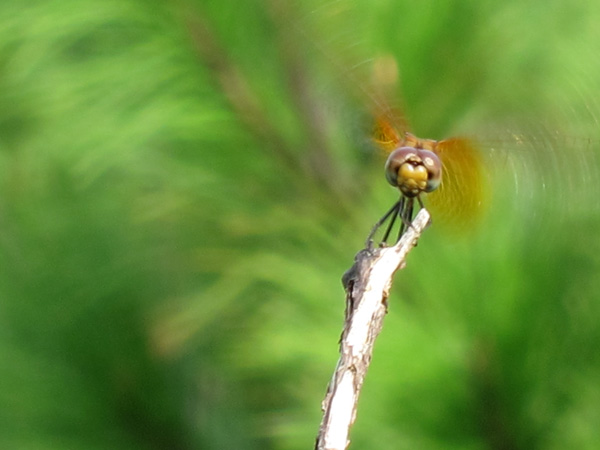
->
[368,56,409,153]
[372,109,405,153]
[428,137,487,229]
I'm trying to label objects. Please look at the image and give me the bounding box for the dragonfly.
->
[362,57,486,247]
[286,6,495,247]
[292,5,599,247]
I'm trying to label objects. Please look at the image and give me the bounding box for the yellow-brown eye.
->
[385,147,443,197]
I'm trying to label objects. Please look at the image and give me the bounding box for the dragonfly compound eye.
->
[418,149,442,193]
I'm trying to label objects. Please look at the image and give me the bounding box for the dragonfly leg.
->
[382,197,404,244]
[366,199,401,248]
[400,194,429,237]
[397,197,414,242]
[366,192,431,248]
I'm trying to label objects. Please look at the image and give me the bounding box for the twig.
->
[315,208,431,450]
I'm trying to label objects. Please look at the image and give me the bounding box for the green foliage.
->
[1,0,600,449]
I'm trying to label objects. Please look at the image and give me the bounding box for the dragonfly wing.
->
[369,56,411,154]
[372,111,404,153]
[427,137,487,228]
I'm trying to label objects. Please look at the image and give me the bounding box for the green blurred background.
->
[2,0,600,449]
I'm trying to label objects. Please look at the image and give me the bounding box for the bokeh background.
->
[2,1,600,449]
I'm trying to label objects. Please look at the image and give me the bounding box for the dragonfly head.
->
[385,147,442,197]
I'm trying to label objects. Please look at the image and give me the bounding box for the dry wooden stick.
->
[315,208,431,450]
